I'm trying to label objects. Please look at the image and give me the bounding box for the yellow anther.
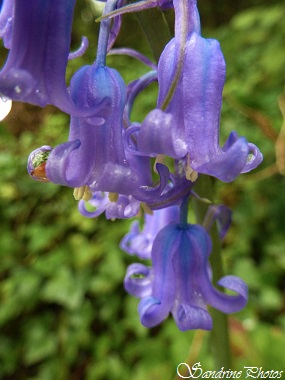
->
[108,192,119,203]
[73,186,92,201]
[185,154,198,182]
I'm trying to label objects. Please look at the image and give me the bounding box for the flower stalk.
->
[192,174,231,368]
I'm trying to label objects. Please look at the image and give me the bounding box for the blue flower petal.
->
[124,263,152,298]
[172,303,212,331]
[202,275,248,314]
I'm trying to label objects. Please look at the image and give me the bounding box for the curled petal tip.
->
[241,143,263,173]
[193,136,249,182]
[134,163,170,203]
[124,263,152,298]
[204,275,248,314]
[45,140,83,187]
[218,275,248,303]
[68,36,89,60]
[138,296,167,328]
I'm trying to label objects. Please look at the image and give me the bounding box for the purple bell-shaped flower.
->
[135,0,263,182]
[125,220,247,331]
[43,0,153,196]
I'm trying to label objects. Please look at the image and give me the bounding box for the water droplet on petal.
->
[27,146,53,182]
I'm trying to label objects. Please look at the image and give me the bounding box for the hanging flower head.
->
[124,0,263,182]
[35,0,152,198]
[29,1,186,204]
[124,202,247,331]
[23,0,260,335]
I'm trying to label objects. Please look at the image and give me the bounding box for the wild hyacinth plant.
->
[0,0,263,367]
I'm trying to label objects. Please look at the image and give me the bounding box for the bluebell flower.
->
[124,0,263,182]
[45,61,139,193]
[33,1,184,204]
[0,0,91,114]
[124,221,247,331]
[123,71,196,206]
[23,0,252,334]
[40,0,156,197]
[42,57,157,196]
[41,0,132,193]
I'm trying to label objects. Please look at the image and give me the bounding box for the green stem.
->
[192,175,231,369]
[132,4,172,62]
[180,196,189,226]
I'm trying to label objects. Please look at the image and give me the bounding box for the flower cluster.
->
[0,0,262,331]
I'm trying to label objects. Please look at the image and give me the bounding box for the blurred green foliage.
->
[1,1,285,379]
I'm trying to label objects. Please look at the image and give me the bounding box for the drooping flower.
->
[32,0,179,202]
[0,0,91,114]
[126,0,263,182]
[43,57,161,196]
[21,0,253,334]
[40,0,153,197]
[45,62,135,192]
[124,220,247,331]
